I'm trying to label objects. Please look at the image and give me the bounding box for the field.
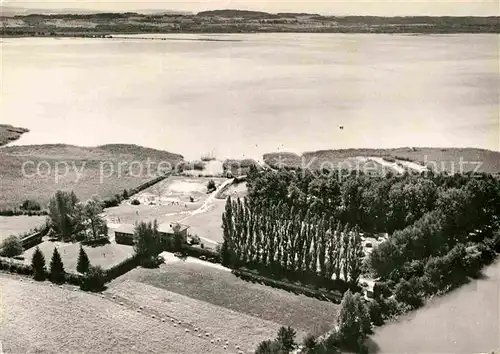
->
[112,259,340,337]
[368,260,500,353]
[265,147,500,175]
[0,274,227,354]
[0,215,47,242]
[0,144,183,209]
[22,239,134,272]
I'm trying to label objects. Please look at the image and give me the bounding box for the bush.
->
[0,235,23,258]
[80,265,106,292]
[21,199,41,211]
[140,255,164,269]
[189,235,201,245]
[131,199,140,206]
[207,179,216,192]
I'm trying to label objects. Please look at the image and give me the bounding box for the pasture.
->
[0,215,47,242]
[0,275,226,354]
[113,259,340,337]
[108,279,280,352]
[22,240,134,272]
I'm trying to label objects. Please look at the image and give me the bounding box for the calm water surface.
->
[1,34,498,159]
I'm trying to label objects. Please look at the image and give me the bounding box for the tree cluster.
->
[48,191,108,243]
[221,197,364,287]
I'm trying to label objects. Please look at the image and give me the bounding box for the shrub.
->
[80,265,106,292]
[189,235,201,245]
[0,235,23,258]
[49,248,65,284]
[140,255,164,269]
[276,326,296,352]
[31,246,47,281]
[131,199,140,206]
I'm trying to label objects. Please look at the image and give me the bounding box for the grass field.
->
[0,144,183,209]
[113,260,340,337]
[367,260,500,353]
[0,274,227,354]
[22,240,134,272]
[0,215,47,242]
[108,279,281,352]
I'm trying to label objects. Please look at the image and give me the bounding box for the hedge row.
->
[232,268,343,303]
[0,209,48,216]
[0,257,83,285]
[180,245,220,264]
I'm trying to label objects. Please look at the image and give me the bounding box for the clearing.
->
[22,239,134,272]
[112,259,340,337]
[0,274,227,354]
[0,215,47,242]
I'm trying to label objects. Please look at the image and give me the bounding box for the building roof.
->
[114,224,136,235]
[158,222,189,234]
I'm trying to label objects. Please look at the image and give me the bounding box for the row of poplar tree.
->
[221,197,364,286]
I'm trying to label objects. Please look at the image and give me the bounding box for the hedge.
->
[233,268,343,303]
[104,254,141,282]
[180,245,220,264]
[0,209,48,217]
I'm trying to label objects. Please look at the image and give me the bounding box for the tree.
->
[80,265,106,292]
[133,220,160,261]
[276,326,296,352]
[81,197,108,242]
[31,246,46,281]
[254,340,283,354]
[302,334,318,354]
[122,189,129,199]
[49,248,65,283]
[172,223,184,252]
[0,235,23,257]
[48,190,83,241]
[76,245,90,274]
[338,291,371,347]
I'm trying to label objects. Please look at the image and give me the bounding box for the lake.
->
[369,260,500,353]
[1,34,498,160]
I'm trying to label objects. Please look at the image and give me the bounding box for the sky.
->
[2,0,499,16]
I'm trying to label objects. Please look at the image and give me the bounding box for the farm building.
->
[114,223,189,246]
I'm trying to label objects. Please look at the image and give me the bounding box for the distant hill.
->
[264,147,500,175]
[196,9,273,18]
[0,144,184,209]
